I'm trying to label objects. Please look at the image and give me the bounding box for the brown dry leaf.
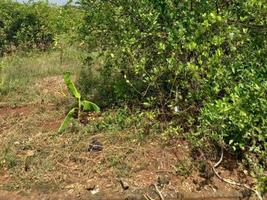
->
[25,150,35,157]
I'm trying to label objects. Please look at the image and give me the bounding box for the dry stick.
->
[144,193,156,200]
[143,184,165,200]
[154,184,165,200]
[212,147,263,200]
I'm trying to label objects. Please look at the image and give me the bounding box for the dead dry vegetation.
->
[0,51,265,200]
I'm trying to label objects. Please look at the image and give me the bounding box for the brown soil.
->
[0,76,265,200]
[0,104,35,118]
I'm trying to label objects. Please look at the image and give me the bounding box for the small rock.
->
[86,181,96,191]
[91,186,100,195]
[88,138,103,152]
[25,150,35,157]
[119,179,129,190]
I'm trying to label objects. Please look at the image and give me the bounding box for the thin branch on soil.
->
[144,193,156,200]
[156,169,174,174]
[212,147,263,200]
[143,184,165,200]
[56,161,77,170]
[154,184,165,200]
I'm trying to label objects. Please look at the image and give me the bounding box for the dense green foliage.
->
[79,0,266,188]
[0,0,83,56]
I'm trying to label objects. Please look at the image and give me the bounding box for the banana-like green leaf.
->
[58,108,76,133]
[81,100,100,112]
[64,72,81,99]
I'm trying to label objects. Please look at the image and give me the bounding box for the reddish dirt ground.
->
[0,76,265,200]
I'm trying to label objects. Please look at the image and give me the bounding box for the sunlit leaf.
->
[81,100,100,112]
[64,72,81,99]
[58,108,76,133]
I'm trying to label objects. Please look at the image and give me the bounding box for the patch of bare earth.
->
[0,75,265,200]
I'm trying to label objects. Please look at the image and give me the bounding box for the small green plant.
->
[0,146,17,169]
[174,160,193,177]
[58,72,100,133]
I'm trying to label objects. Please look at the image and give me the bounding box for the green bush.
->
[0,1,52,54]
[199,49,266,159]
[79,0,266,181]
[0,0,83,55]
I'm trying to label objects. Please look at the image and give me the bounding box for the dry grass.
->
[0,47,82,104]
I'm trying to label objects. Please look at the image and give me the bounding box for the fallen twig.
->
[143,184,165,200]
[212,146,263,200]
[154,184,165,200]
[144,193,156,200]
